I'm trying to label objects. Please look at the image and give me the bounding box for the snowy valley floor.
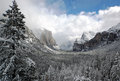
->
[26,40,120,81]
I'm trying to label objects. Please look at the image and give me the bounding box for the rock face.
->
[78,31,95,44]
[32,28,57,49]
[40,29,57,47]
[73,23,120,51]
[60,31,95,51]
[73,31,95,51]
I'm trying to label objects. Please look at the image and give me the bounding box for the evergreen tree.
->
[2,0,26,52]
[110,52,120,81]
[0,1,38,81]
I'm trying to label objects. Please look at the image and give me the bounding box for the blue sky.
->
[63,0,120,14]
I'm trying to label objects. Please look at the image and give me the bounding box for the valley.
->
[0,0,120,81]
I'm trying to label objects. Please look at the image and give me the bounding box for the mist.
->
[0,0,120,46]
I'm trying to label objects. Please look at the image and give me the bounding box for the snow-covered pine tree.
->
[0,0,38,81]
[2,0,26,52]
[110,52,120,81]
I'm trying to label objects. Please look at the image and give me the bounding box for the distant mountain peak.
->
[31,27,58,49]
[108,23,120,32]
[73,23,120,51]
[60,31,95,51]
[77,31,95,44]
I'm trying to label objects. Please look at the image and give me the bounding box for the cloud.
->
[98,6,120,31]
[0,0,120,46]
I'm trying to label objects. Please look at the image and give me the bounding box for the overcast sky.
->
[0,0,120,45]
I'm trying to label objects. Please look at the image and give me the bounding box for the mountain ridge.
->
[73,23,120,51]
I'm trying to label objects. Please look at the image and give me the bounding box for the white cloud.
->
[98,6,120,31]
[0,0,120,46]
